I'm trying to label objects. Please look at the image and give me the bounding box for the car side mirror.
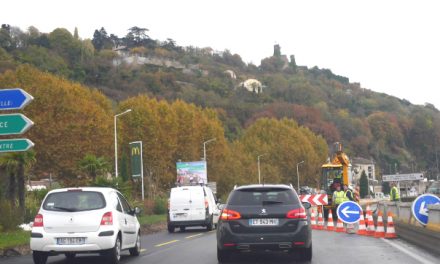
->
[302,202,311,209]
[132,207,141,215]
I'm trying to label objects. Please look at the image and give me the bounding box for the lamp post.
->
[296,160,305,191]
[203,138,216,161]
[114,109,132,178]
[258,154,268,184]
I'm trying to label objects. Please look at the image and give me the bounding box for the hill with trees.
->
[1,23,440,189]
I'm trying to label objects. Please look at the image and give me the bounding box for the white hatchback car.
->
[30,187,141,264]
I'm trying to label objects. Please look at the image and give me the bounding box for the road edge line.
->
[380,238,435,264]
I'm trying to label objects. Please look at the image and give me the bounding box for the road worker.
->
[390,182,400,202]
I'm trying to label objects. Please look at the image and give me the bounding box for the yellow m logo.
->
[131,147,140,155]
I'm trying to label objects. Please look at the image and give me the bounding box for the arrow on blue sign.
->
[411,194,440,226]
[337,201,362,224]
[0,88,34,110]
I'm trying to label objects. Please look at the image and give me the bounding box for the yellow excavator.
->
[321,142,351,217]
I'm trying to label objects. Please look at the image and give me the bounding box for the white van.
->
[167,185,220,232]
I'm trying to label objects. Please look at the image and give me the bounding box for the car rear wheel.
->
[106,235,121,264]
[167,224,175,233]
[129,232,141,256]
[206,215,213,231]
[298,244,312,262]
[32,251,48,264]
[65,253,76,261]
[217,247,230,263]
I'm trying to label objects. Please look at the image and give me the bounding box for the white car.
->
[167,185,220,232]
[30,187,141,264]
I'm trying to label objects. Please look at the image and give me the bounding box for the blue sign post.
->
[411,194,440,226]
[0,88,34,110]
[336,201,362,224]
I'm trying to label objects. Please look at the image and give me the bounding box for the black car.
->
[216,184,312,262]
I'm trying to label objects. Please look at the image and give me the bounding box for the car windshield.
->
[43,191,106,212]
[227,188,299,206]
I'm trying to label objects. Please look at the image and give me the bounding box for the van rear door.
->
[170,187,192,222]
[189,187,206,221]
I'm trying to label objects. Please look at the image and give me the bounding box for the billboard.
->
[382,173,423,182]
[130,141,142,178]
[176,161,207,185]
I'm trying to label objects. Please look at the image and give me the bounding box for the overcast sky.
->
[4,0,440,108]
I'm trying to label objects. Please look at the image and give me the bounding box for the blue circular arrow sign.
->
[411,194,440,226]
[336,201,362,224]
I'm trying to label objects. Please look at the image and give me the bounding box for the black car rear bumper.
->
[168,219,210,227]
[217,220,311,251]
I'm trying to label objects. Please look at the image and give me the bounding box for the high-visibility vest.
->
[344,190,353,202]
[334,191,345,204]
[390,186,400,201]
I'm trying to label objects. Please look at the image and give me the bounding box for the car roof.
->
[47,187,117,195]
[234,184,293,191]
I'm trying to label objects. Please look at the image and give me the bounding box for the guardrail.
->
[374,201,440,256]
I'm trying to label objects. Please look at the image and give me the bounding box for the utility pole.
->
[296,161,305,191]
[114,109,132,178]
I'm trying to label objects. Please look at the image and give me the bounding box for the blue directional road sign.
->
[0,88,34,110]
[411,194,440,226]
[337,201,362,224]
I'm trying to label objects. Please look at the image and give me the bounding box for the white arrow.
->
[341,206,359,218]
[419,201,429,216]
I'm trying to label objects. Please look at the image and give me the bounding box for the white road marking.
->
[381,239,436,264]
[140,249,147,252]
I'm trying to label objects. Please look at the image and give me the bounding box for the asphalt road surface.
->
[1,228,439,264]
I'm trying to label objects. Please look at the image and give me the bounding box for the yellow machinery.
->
[321,142,351,217]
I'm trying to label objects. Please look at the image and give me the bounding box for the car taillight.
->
[33,214,44,227]
[220,209,241,220]
[286,207,307,219]
[100,212,113,225]
[205,198,209,208]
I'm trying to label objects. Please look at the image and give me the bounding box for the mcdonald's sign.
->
[129,141,143,178]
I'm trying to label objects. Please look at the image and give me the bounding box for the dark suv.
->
[216,184,312,262]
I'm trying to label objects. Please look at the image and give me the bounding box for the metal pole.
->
[140,141,144,201]
[296,161,304,191]
[114,115,118,178]
[114,109,132,178]
[203,138,216,161]
[258,156,261,184]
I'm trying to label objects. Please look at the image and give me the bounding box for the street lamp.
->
[296,160,305,191]
[114,109,132,178]
[203,138,216,161]
[258,154,268,184]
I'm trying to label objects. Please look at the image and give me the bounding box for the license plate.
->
[174,213,187,218]
[57,237,85,245]
[249,218,279,226]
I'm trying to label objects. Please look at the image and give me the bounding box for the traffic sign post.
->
[411,194,440,226]
[0,88,34,110]
[0,114,34,135]
[0,138,34,153]
[336,201,362,224]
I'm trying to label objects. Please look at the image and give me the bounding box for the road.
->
[1,228,439,264]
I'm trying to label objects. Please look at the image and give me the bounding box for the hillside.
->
[1,24,440,180]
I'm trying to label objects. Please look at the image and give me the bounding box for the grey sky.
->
[4,0,440,108]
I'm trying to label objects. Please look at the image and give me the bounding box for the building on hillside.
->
[239,79,263,93]
[352,157,376,184]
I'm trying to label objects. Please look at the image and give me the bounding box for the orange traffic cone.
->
[366,208,375,236]
[385,212,397,239]
[357,210,367,236]
[317,207,324,230]
[335,218,346,232]
[311,208,317,230]
[374,211,385,238]
[326,210,335,231]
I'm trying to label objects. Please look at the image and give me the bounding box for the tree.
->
[79,154,109,181]
[0,151,36,215]
[73,27,79,40]
[92,27,111,51]
[360,170,369,198]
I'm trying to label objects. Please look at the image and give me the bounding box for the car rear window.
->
[227,188,299,206]
[43,191,106,212]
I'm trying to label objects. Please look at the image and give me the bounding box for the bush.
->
[0,201,22,231]
[153,197,168,215]
[24,189,49,223]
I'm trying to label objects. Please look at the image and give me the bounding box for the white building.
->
[352,157,376,184]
